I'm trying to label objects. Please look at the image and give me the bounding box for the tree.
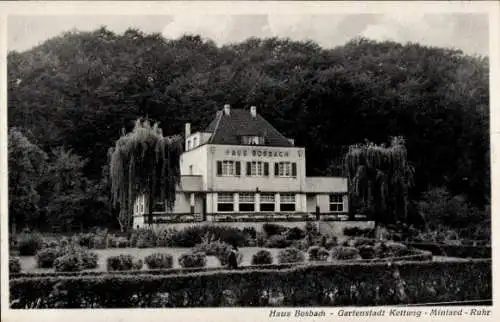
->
[41,147,88,231]
[344,136,415,227]
[8,128,48,232]
[109,118,182,231]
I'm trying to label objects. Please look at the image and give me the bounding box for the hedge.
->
[10,259,491,308]
[405,242,491,258]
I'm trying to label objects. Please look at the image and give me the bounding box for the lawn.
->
[18,247,283,273]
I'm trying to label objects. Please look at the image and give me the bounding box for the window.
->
[239,193,255,212]
[246,161,269,176]
[217,160,241,176]
[274,162,297,177]
[192,137,198,148]
[329,194,344,212]
[187,140,191,150]
[241,136,265,145]
[280,193,296,211]
[217,193,234,212]
[153,201,165,212]
[260,193,275,212]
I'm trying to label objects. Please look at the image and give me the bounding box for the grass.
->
[17,247,283,273]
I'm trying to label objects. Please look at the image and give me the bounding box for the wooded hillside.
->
[7,27,489,230]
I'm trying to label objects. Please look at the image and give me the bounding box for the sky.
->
[7,12,489,56]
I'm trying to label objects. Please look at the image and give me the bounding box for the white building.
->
[133,105,349,227]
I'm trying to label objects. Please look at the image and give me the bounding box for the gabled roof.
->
[204,108,294,147]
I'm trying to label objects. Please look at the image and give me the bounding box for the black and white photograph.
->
[1,0,497,319]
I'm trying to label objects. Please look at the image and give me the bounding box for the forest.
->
[7,27,490,233]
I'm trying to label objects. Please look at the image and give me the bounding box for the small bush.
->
[308,246,330,261]
[331,246,362,260]
[35,247,62,268]
[77,233,94,248]
[9,257,21,273]
[145,253,174,269]
[109,236,129,248]
[263,223,288,237]
[178,252,207,268]
[324,236,339,249]
[284,227,306,240]
[278,247,305,264]
[251,250,274,265]
[380,242,409,258]
[42,240,59,249]
[242,227,257,239]
[54,254,82,272]
[136,230,156,248]
[291,239,309,251]
[18,233,43,256]
[91,236,107,249]
[107,255,135,271]
[343,227,374,237]
[132,259,143,270]
[79,250,99,269]
[264,235,293,248]
[358,245,378,259]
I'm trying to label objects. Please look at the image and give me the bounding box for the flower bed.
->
[10,259,491,308]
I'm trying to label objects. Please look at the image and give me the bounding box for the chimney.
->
[224,104,231,116]
[250,106,257,118]
[185,123,191,138]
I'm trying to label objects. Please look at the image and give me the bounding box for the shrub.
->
[291,239,309,251]
[263,223,288,237]
[305,221,318,235]
[42,240,60,249]
[284,227,306,240]
[145,253,174,269]
[107,255,135,271]
[178,252,207,268]
[18,233,43,256]
[343,227,374,237]
[330,246,362,260]
[277,247,305,264]
[264,235,293,248]
[35,247,62,268]
[10,257,21,273]
[308,246,329,261]
[166,226,248,247]
[91,236,107,249]
[380,242,409,258]
[132,259,143,270]
[79,249,99,269]
[110,237,129,248]
[251,250,273,265]
[242,227,257,239]
[77,233,94,248]
[54,254,82,272]
[358,245,378,259]
[136,231,156,248]
[324,236,339,249]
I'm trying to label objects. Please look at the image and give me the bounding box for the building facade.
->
[133,105,350,227]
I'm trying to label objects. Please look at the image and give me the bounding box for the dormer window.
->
[241,135,265,145]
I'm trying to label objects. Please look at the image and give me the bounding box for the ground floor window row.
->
[216,192,345,213]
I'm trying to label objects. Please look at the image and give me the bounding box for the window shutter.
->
[264,162,269,176]
[292,163,297,177]
[236,161,241,176]
[274,162,279,176]
[217,161,222,176]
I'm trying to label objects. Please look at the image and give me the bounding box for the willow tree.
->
[109,118,183,231]
[344,136,415,227]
